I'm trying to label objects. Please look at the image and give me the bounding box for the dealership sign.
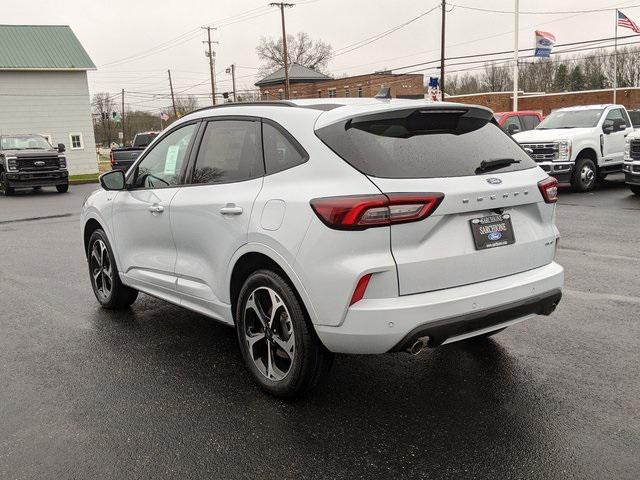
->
[535,30,556,58]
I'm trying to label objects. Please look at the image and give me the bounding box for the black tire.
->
[56,183,69,193]
[235,269,333,398]
[87,229,138,309]
[1,174,14,196]
[630,185,640,196]
[570,158,597,192]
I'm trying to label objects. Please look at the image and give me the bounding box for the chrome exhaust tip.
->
[407,336,429,355]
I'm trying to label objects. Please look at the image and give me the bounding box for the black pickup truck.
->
[0,134,68,195]
[110,131,159,171]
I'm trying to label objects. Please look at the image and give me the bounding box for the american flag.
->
[617,10,640,33]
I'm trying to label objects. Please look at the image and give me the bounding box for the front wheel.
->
[630,185,640,196]
[87,229,138,309]
[236,269,333,398]
[56,183,69,193]
[570,158,597,192]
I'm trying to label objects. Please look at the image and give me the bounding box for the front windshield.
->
[537,109,604,129]
[0,134,52,150]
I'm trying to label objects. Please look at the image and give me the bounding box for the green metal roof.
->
[0,25,95,70]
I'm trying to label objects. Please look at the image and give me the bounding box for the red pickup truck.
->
[494,111,544,134]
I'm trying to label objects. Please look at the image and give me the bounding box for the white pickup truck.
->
[513,104,633,192]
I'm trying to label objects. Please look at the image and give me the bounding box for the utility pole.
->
[270,2,295,99]
[168,69,177,117]
[231,64,237,102]
[440,1,446,99]
[202,26,218,105]
[513,0,520,111]
[121,88,125,146]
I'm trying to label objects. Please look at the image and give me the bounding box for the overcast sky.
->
[4,0,640,112]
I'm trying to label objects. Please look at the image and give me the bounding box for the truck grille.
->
[519,142,559,162]
[16,156,60,171]
[629,139,640,160]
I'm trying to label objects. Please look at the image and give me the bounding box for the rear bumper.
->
[5,170,68,188]
[314,262,564,354]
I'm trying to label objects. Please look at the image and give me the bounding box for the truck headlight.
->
[58,156,67,169]
[556,140,571,162]
[624,138,631,161]
[6,157,18,171]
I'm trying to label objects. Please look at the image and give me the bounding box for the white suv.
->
[82,99,564,397]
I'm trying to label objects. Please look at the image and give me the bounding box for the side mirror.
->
[613,119,627,131]
[99,170,126,191]
[602,123,614,134]
[57,143,66,153]
[507,123,521,135]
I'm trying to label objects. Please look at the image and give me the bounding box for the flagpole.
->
[614,9,618,104]
[513,0,519,111]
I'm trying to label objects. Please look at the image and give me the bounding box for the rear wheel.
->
[56,183,69,193]
[570,158,597,192]
[236,269,333,398]
[87,229,138,309]
[630,185,640,196]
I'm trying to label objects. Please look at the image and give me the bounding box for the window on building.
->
[291,90,297,99]
[317,90,322,98]
[190,120,263,185]
[69,133,84,150]
[262,121,308,175]
[357,86,363,97]
[262,92,269,100]
[344,87,350,97]
[328,88,336,98]
[277,90,284,100]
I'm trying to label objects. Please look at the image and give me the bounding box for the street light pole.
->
[513,0,520,111]
[270,2,295,100]
[440,0,446,99]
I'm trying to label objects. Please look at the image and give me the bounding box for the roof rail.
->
[184,101,296,116]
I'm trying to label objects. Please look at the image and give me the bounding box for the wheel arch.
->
[575,146,599,167]
[227,245,318,325]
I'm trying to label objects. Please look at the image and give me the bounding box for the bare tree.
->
[174,95,200,117]
[481,62,512,92]
[92,93,118,146]
[256,32,332,77]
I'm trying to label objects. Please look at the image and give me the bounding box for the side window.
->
[502,116,522,131]
[262,121,307,175]
[130,123,196,189]
[521,115,540,131]
[190,120,262,185]
[604,108,626,128]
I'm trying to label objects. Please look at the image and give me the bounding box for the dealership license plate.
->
[470,214,515,250]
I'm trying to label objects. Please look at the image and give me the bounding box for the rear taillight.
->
[538,177,558,204]
[109,150,114,165]
[310,193,444,230]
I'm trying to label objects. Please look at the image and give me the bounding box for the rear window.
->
[316,108,536,179]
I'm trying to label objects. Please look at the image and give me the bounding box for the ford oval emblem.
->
[486,177,502,185]
[488,232,503,241]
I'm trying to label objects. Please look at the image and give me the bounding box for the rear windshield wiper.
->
[476,158,520,173]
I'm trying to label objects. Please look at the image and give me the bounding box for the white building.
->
[0,25,97,176]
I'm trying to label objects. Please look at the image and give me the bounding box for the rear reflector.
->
[310,192,444,230]
[349,273,372,306]
[538,177,558,204]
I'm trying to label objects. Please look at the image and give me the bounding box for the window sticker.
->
[164,145,180,174]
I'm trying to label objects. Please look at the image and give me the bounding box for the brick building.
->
[447,87,640,114]
[256,63,424,100]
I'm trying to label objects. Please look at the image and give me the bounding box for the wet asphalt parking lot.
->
[1,176,639,479]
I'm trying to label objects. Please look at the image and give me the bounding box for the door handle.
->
[147,204,164,214]
[220,204,243,215]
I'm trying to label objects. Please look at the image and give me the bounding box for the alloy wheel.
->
[243,286,295,381]
[580,164,595,188]
[90,239,113,301]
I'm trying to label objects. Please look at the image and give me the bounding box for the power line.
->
[448,2,640,15]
